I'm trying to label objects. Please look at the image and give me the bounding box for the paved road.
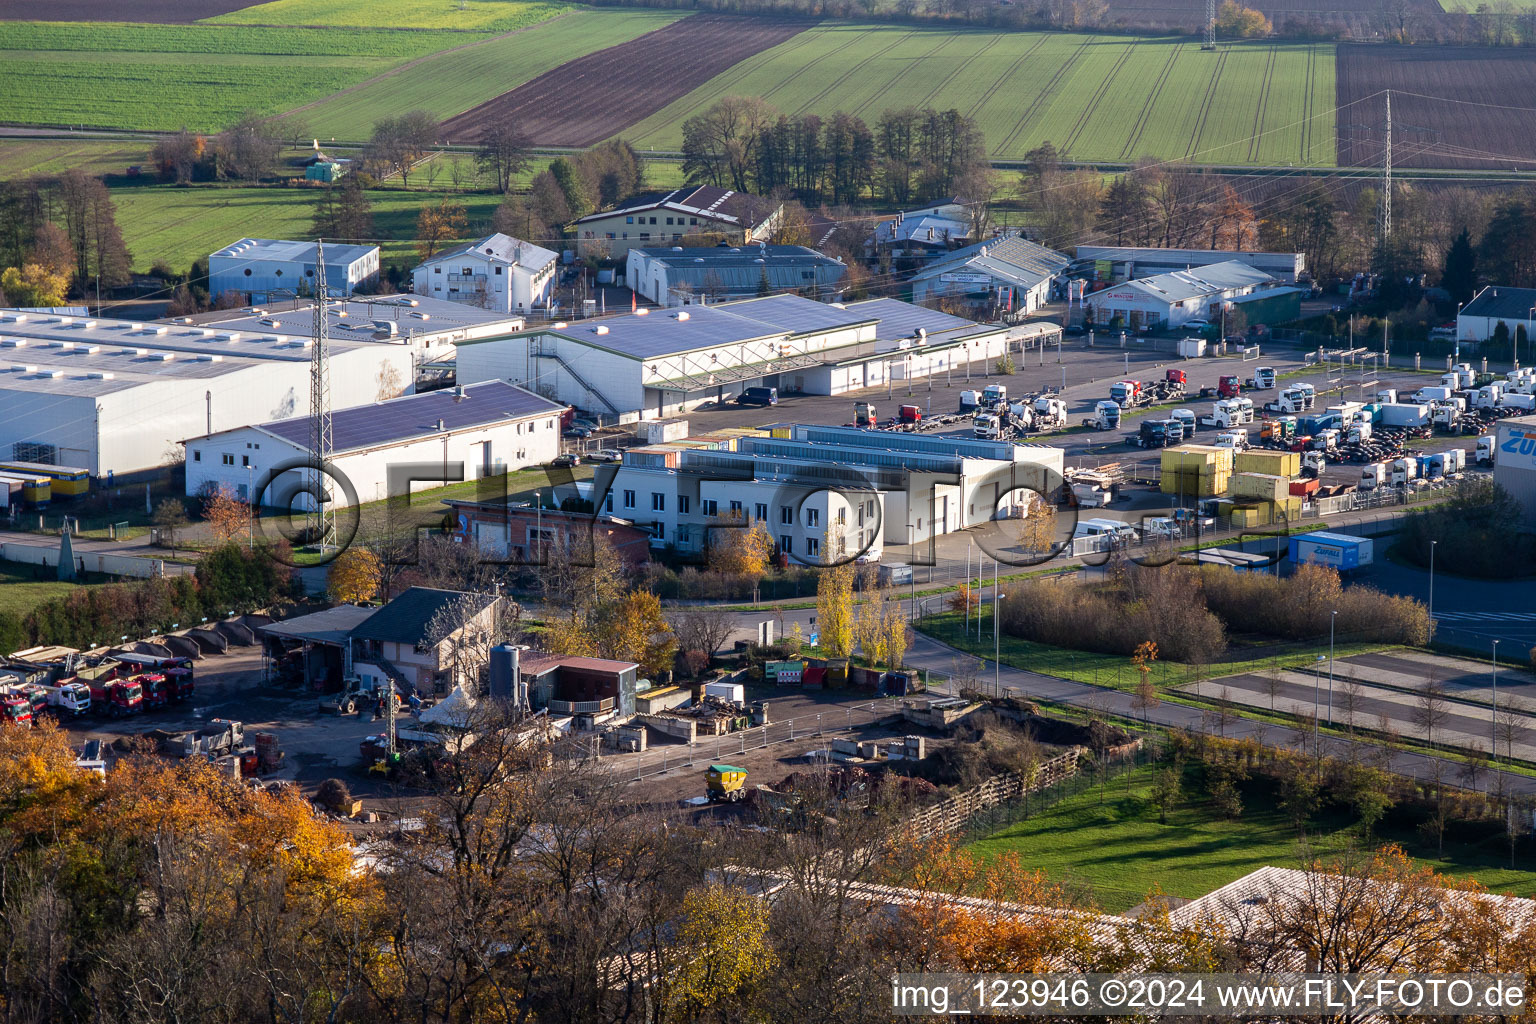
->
[715,605,1536,797]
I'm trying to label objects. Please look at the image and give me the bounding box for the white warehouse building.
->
[184,381,563,507]
[0,309,413,478]
[411,233,559,314]
[1084,260,1275,332]
[570,424,1064,561]
[454,293,1014,422]
[176,294,527,371]
[208,239,379,301]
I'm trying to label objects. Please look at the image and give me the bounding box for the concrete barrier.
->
[0,541,167,579]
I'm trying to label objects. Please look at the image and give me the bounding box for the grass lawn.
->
[625,26,1336,166]
[0,138,148,179]
[968,766,1536,912]
[916,608,1391,692]
[111,182,502,274]
[0,560,109,618]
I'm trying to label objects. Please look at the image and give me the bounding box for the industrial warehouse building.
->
[177,295,528,370]
[453,293,1015,422]
[0,308,413,477]
[625,244,846,307]
[1494,415,1536,530]
[573,186,782,258]
[183,381,563,507]
[1455,286,1536,343]
[411,233,559,314]
[208,239,379,301]
[908,237,1070,315]
[1072,246,1306,284]
[1083,261,1276,332]
[573,424,1063,559]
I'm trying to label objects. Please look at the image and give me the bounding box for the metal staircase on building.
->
[531,348,620,418]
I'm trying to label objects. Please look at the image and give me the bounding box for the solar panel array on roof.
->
[720,294,874,335]
[842,298,978,338]
[256,381,562,453]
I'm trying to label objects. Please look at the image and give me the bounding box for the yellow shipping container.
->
[1234,449,1301,478]
[1169,444,1235,474]
[1230,472,1290,503]
[1161,467,1229,497]
[1229,505,1267,528]
[1273,496,1306,523]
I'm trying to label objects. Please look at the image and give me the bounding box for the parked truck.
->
[1083,401,1121,431]
[1134,418,1184,448]
[1247,366,1277,390]
[1376,403,1430,429]
[169,719,245,759]
[1,692,32,728]
[982,384,1007,406]
[1033,397,1068,429]
[958,390,980,411]
[1289,532,1373,570]
[853,401,877,427]
[1264,387,1311,415]
[83,671,142,717]
[973,412,1001,439]
[1218,375,1243,398]
[1477,434,1498,466]
[37,679,91,716]
[1199,399,1244,430]
[898,404,922,424]
[1359,462,1388,490]
[1109,379,1146,408]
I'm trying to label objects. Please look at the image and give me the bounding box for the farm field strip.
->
[0,138,143,178]
[1336,44,1536,169]
[438,14,812,148]
[622,27,1338,166]
[294,9,684,141]
[203,0,567,32]
[0,19,470,56]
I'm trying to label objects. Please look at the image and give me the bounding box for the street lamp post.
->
[1492,639,1501,762]
[994,593,1006,694]
[1428,540,1437,633]
[1313,654,1325,755]
[1328,610,1337,725]
[534,491,542,563]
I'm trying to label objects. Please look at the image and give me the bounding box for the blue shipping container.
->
[1288,532,1373,570]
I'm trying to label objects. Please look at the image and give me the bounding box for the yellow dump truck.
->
[706,764,748,803]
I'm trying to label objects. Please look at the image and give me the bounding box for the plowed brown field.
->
[441,13,812,147]
[1337,44,1536,170]
[0,0,260,20]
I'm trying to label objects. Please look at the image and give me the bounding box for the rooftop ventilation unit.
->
[85,371,114,380]
[0,339,25,348]
[11,364,36,372]
[594,325,609,335]
[674,311,690,321]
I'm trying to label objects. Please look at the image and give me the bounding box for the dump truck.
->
[170,719,245,759]
[37,679,90,716]
[1,692,32,728]
[706,764,749,803]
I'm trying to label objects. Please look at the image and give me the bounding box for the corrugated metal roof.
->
[253,380,562,453]
[1110,261,1274,303]
[180,295,522,341]
[210,237,376,265]
[1462,284,1536,321]
[911,236,1071,290]
[419,232,559,273]
[575,186,778,229]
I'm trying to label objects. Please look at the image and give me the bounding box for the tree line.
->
[0,172,132,308]
[682,97,990,208]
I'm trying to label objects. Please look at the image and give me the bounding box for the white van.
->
[1073,518,1137,542]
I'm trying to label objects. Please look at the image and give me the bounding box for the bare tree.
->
[669,607,736,660]
[1412,678,1450,750]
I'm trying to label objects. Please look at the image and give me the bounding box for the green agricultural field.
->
[205,0,567,31]
[0,20,502,132]
[0,138,147,179]
[968,768,1536,913]
[624,25,1337,167]
[206,0,567,31]
[110,183,501,274]
[293,9,684,141]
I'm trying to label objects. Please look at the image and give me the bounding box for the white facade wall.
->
[4,345,410,478]
[185,411,560,507]
[576,208,780,258]
[412,250,555,313]
[0,390,97,471]
[911,274,1051,313]
[1088,282,1264,330]
[597,467,886,563]
[209,250,378,298]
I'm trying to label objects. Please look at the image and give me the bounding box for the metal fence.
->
[619,700,902,780]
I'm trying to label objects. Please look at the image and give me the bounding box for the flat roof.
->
[634,244,843,270]
[234,381,562,454]
[0,309,369,398]
[175,294,523,341]
[210,237,377,264]
[717,294,872,335]
[503,305,784,360]
[258,604,378,646]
